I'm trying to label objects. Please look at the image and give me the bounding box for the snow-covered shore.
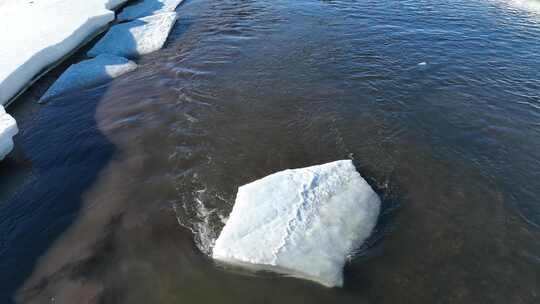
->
[0,0,130,106]
[0,0,132,160]
[0,0,184,160]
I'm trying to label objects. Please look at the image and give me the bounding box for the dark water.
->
[2,0,540,303]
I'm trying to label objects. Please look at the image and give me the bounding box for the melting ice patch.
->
[118,0,185,21]
[88,12,178,59]
[0,105,18,160]
[40,54,137,102]
[212,160,381,287]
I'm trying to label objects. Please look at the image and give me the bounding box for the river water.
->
[1,0,540,303]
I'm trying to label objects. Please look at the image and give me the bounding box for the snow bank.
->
[0,0,120,106]
[0,105,18,160]
[212,160,381,287]
[40,54,137,102]
[88,12,178,59]
[118,0,184,21]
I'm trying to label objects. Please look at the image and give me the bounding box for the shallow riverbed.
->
[1,0,540,303]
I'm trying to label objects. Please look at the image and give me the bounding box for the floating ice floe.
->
[0,105,18,160]
[39,54,137,102]
[88,12,178,59]
[0,0,124,106]
[118,0,185,21]
[213,160,381,287]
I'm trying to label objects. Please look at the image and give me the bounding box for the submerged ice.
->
[40,54,137,102]
[87,12,178,59]
[212,160,381,287]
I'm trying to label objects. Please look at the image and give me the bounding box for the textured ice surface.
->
[0,0,117,105]
[213,160,381,287]
[88,12,178,58]
[118,0,184,21]
[40,54,137,102]
[0,105,18,160]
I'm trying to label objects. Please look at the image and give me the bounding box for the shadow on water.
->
[0,85,116,303]
[350,158,401,256]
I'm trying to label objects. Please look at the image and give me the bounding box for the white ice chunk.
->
[118,0,185,21]
[213,160,381,287]
[0,105,18,160]
[0,0,116,106]
[88,12,178,59]
[40,54,137,102]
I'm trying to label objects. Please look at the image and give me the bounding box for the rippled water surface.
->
[1,0,540,303]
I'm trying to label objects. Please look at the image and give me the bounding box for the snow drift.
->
[212,160,381,287]
[0,105,18,160]
[87,12,178,59]
[40,54,137,102]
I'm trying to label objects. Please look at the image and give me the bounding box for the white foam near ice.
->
[0,105,18,160]
[88,12,178,59]
[39,54,137,102]
[0,0,131,106]
[118,0,185,21]
[212,160,381,287]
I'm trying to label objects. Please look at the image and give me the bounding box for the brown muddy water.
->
[1,0,540,303]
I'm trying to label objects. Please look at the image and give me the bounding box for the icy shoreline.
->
[0,0,133,107]
[0,0,187,107]
[0,0,131,160]
[0,0,182,160]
